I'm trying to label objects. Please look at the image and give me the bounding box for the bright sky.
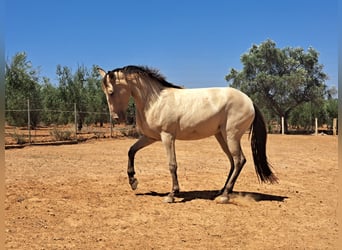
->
[6,0,338,89]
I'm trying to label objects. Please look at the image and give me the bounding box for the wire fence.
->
[5,101,337,147]
[5,101,138,147]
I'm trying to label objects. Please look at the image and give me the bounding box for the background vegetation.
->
[226,39,337,133]
[5,52,136,130]
[5,39,338,133]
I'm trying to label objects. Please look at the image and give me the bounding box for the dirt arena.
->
[5,134,338,249]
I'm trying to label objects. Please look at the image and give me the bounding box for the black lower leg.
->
[127,148,138,190]
[170,163,180,193]
[218,165,234,195]
[225,158,246,194]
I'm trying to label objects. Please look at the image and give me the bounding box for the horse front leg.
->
[161,132,179,203]
[127,135,156,190]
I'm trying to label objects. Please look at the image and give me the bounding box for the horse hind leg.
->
[214,132,234,194]
[224,140,246,194]
[215,133,246,204]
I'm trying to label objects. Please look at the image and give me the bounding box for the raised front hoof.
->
[163,195,175,203]
[129,178,138,190]
[215,195,229,204]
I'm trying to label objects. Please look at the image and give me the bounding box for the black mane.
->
[111,65,183,89]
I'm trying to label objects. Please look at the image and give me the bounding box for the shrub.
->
[11,130,27,144]
[50,127,73,141]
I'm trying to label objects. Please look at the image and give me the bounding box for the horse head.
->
[97,67,131,123]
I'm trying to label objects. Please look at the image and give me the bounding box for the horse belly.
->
[177,114,222,140]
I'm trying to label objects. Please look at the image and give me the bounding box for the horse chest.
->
[135,112,163,140]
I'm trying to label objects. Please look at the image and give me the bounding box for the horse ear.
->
[97,67,106,77]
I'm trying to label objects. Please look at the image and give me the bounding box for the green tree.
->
[73,65,88,131]
[5,52,42,128]
[288,103,312,131]
[325,99,338,125]
[289,97,338,133]
[56,65,74,124]
[84,66,108,126]
[56,64,89,130]
[56,64,108,130]
[225,39,328,133]
[126,96,136,125]
[324,86,338,128]
[40,77,61,125]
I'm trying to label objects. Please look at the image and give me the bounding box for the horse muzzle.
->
[112,111,126,124]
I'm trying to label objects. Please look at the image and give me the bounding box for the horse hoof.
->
[130,178,138,190]
[173,189,180,194]
[215,195,229,204]
[163,196,175,203]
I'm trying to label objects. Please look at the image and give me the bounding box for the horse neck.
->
[129,76,163,111]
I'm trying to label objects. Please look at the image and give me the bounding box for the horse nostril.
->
[111,112,119,120]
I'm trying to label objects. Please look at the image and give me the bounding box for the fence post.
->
[281,116,284,135]
[74,103,77,141]
[315,117,318,136]
[333,118,337,136]
[27,98,31,144]
[110,113,113,138]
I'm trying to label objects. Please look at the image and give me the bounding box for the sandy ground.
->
[5,134,338,249]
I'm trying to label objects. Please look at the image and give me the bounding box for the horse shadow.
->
[136,190,288,203]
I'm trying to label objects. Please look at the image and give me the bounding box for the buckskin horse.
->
[97,65,277,203]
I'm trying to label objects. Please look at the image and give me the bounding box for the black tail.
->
[250,104,278,184]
